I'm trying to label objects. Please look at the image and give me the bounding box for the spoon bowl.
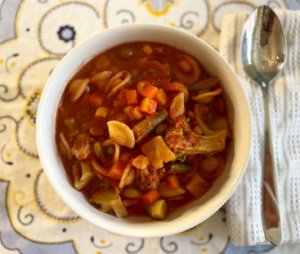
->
[241,5,286,87]
[241,5,287,245]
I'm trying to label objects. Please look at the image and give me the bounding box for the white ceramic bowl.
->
[36,24,251,238]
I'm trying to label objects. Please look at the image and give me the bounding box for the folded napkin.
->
[219,10,300,245]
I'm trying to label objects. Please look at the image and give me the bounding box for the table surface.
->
[0,1,300,253]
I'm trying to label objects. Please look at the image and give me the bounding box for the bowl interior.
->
[36,24,251,237]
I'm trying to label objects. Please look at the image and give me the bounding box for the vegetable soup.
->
[56,42,231,220]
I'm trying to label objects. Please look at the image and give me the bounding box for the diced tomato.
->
[88,92,103,107]
[57,105,67,118]
[113,100,126,107]
[76,110,90,123]
[142,190,160,205]
[107,162,124,180]
[164,82,188,102]
[117,88,127,100]
[139,98,157,114]
[215,98,225,113]
[165,174,180,189]
[89,127,105,137]
[137,57,148,66]
[154,89,167,105]
[126,89,139,105]
[137,81,148,95]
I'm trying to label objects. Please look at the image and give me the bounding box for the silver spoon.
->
[241,5,287,245]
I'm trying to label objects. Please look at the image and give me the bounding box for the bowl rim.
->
[36,23,252,237]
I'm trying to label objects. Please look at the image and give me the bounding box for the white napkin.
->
[220,10,300,245]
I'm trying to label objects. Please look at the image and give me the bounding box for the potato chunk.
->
[141,136,175,169]
[146,199,168,220]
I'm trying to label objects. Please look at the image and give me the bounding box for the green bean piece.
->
[188,77,219,92]
[168,162,193,174]
[176,153,186,162]
[133,109,168,143]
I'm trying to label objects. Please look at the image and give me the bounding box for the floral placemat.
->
[1,0,300,253]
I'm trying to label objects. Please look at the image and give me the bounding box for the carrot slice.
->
[89,92,103,107]
[126,89,139,105]
[139,98,157,114]
[142,85,159,98]
[137,80,148,94]
[166,174,180,189]
[137,81,158,99]
[154,89,167,105]
[142,190,160,205]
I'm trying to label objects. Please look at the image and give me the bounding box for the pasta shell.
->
[68,78,89,102]
[59,132,72,159]
[106,71,131,97]
[72,162,94,190]
[192,88,222,104]
[188,77,220,92]
[170,92,185,120]
[90,71,113,90]
[119,162,135,189]
[107,121,135,148]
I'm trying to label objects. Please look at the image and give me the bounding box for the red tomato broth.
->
[56,42,231,219]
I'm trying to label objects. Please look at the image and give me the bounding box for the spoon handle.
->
[262,87,282,245]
